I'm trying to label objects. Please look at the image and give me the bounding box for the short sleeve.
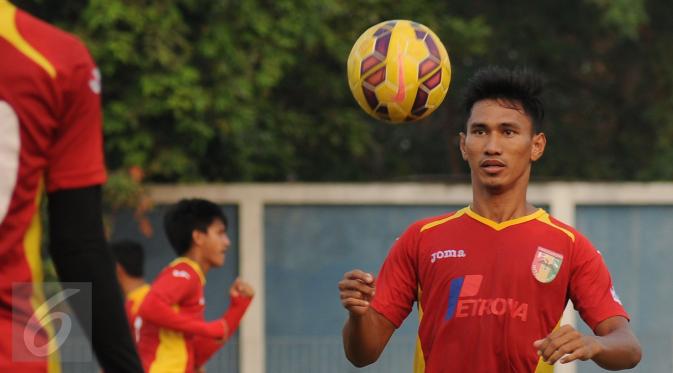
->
[150,263,198,305]
[46,45,106,192]
[569,233,629,331]
[371,225,419,328]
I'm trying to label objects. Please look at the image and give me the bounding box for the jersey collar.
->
[464,206,545,231]
[171,257,206,285]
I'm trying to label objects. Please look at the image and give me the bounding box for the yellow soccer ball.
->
[347,20,451,123]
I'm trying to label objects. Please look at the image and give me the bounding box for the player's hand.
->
[195,366,206,373]
[533,324,603,365]
[338,270,376,316]
[230,278,255,298]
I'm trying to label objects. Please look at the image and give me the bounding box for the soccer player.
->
[110,240,150,344]
[338,67,642,372]
[0,1,143,372]
[137,198,254,373]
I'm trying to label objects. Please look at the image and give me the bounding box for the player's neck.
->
[471,184,534,223]
[184,250,211,275]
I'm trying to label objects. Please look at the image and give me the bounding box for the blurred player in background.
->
[110,240,150,345]
[137,198,254,372]
[0,1,143,372]
[339,67,641,372]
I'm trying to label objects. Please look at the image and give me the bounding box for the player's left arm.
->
[192,278,254,368]
[534,316,641,369]
[535,233,641,369]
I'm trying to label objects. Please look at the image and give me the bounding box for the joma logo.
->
[431,249,466,263]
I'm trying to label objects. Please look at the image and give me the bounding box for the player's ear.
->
[531,132,546,162]
[459,132,467,160]
[192,229,205,247]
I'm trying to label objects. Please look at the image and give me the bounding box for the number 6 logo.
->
[0,100,20,225]
[23,288,80,357]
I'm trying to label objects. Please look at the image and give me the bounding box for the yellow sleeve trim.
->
[0,3,57,78]
[420,208,467,232]
[536,214,575,242]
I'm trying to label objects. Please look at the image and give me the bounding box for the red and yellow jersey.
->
[371,207,629,373]
[0,1,104,371]
[125,284,150,345]
[137,258,226,373]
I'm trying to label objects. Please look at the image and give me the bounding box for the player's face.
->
[202,218,230,268]
[460,99,546,192]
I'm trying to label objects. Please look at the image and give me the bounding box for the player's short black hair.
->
[163,198,227,256]
[463,66,545,133]
[110,240,144,278]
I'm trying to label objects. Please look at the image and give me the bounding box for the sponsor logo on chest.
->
[430,249,466,263]
[445,275,529,321]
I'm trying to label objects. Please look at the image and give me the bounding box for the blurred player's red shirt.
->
[137,258,226,373]
[125,284,150,345]
[0,1,105,371]
[371,207,629,373]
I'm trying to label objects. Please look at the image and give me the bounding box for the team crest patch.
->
[531,247,563,283]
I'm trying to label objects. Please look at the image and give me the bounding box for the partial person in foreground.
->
[338,66,641,372]
[0,1,143,371]
[137,198,254,372]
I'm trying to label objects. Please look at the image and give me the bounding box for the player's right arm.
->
[339,270,395,367]
[138,265,226,339]
[340,225,419,367]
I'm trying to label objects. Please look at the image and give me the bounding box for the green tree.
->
[15,0,673,181]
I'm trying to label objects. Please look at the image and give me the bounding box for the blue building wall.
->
[576,206,673,373]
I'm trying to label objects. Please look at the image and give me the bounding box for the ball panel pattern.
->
[347,20,451,123]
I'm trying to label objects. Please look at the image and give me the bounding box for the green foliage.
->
[103,169,144,211]
[14,0,673,181]
[587,0,648,39]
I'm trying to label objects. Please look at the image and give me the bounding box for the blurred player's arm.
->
[193,279,254,367]
[339,270,395,367]
[138,270,227,338]
[534,316,640,369]
[48,186,144,373]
